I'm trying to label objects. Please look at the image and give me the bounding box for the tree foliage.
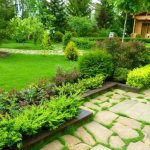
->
[96,0,114,29]
[0,0,15,39]
[67,0,92,17]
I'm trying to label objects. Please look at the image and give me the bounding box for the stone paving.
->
[41,88,150,150]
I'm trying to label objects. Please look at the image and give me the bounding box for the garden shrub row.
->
[72,38,96,49]
[0,95,80,149]
[0,74,105,116]
[54,74,105,96]
[126,64,150,88]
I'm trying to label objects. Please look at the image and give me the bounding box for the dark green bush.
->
[100,38,148,69]
[79,50,113,78]
[113,68,130,82]
[53,67,81,86]
[63,32,72,49]
[53,31,64,43]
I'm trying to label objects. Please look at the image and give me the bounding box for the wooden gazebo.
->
[132,12,150,38]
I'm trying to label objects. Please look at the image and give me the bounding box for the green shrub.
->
[0,95,80,149]
[113,68,130,82]
[42,31,51,49]
[136,34,142,38]
[126,65,150,88]
[54,74,105,96]
[72,38,96,49]
[79,50,113,78]
[100,38,148,69]
[99,28,111,37]
[53,31,64,43]
[64,41,79,61]
[53,67,81,86]
[63,32,72,49]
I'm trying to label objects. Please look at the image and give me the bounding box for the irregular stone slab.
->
[110,100,138,113]
[109,136,125,149]
[96,95,109,102]
[113,89,126,95]
[125,102,150,123]
[127,141,150,150]
[41,140,64,150]
[143,125,150,146]
[117,116,141,129]
[125,92,143,98]
[84,102,100,110]
[100,102,111,108]
[84,121,112,144]
[109,99,119,104]
[69,143,91,150]
[90,99,101,104]
[63,135,81,148]
[111,94,123,100]
[80,106,95,113]
[75,127,96,146]
[111,123,139,139]
[144,90,150,98]
[91,144,111,150]
[94,111,118,126]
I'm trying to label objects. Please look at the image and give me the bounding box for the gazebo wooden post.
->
[132,17,136,37]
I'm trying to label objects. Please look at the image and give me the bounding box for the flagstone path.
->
[41,88,150,150]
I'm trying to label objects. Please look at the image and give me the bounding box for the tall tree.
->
[45,0,67,32]
[96,0,114,29]
[0,0,15,39]
[67,0,92,17]
[108,0,149,41]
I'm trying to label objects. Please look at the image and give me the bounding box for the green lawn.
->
[146,43,150,48]
[0,54,77,90]
[0,40,63,50]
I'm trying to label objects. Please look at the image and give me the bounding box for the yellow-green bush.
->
[126,65,150,88]
[64,41,79,61]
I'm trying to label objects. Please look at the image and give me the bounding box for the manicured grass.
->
[0,54,77,90]
[146,43,150,48]
[0,40,63,50]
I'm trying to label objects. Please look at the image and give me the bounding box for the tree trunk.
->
[122,12,128,42]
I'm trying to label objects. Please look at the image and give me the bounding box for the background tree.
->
[0,0,15,39]
[108,0,149,41]
[96,0,114,29]
[67,0,92,17]
[45,0,67,32]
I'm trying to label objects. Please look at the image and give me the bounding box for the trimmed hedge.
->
[126,65,150,88]
[79,50,113,78]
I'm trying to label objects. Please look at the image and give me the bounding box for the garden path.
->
[0,48,85,55]
[41,88,150,150]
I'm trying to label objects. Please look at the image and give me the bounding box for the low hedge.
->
[0,95,80,149]
[126,64,150,88]
[72,38,96,49]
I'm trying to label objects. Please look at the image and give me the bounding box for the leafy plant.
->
[0,95,81,149]
[79,50,113,78]
[53,67,81,86]
[54,74,105,96]
[64,41,79,61]
[126,65,150,88]
[113,67,130,82]
[53,31,64,43]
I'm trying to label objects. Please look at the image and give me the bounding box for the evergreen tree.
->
[96,0,114,29]
[45,0,67,32]
[0,0,15,39]
[67,0,92,17]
